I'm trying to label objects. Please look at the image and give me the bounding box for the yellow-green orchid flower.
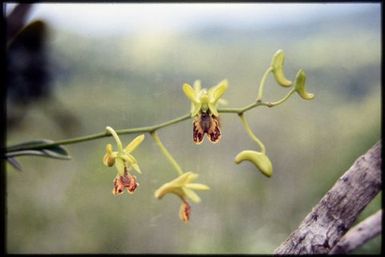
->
[183,79,228,117]
[154,171,210,223]
[103,126,145,195]
[183,80,228,144]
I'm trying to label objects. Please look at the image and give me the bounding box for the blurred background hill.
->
[5,3,381,254]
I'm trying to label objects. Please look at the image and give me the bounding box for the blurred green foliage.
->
[6,5,381,254]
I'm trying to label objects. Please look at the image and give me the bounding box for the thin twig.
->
[329,209,382,254]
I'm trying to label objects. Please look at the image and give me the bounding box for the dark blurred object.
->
[7,19,51,109]
[6,4,80,135]
[6,4,33,42]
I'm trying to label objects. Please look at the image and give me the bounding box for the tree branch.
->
[274,140,382,254]
[329,209,382,254]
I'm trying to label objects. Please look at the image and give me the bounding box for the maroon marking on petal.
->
[207,115,222,143]
[179,200,191,223]
[127,175,139,193]
[193,117,204,144]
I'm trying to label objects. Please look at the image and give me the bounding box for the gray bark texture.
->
[274,140,382,255]
[329,209,382,254]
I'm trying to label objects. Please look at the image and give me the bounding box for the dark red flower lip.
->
[112,172,139,195]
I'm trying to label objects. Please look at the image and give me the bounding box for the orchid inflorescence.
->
[100,49,314,223]
[6,49,314,223]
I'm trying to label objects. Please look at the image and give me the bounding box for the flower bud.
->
[271,49,292,87]
[235,150,273,177]
[294,69,314,100]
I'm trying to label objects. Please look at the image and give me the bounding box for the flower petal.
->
[183,187,201,203]
[115,158,126,176]
[183,83,198,103]
[172,172,196,186]
[103,144,116,166]
[193,80,201,92]
[191,102,202,117]
[208,103,219,117]
[210,79,228,103]
[185,183,210,191]
[103,153,115,167]
[125,134,145,153]
[125,154,142,174]
[105,143,113,154]
[154,183,184,199]
[112,175,125,195]
[131,163,142,174]
[184,171,199,184]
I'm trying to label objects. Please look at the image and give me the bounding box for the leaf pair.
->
[5,139,71,171]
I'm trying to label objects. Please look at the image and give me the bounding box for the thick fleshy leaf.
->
[183,187,201,203]
[294,69,314,100]
[271,49,292,87]
[235,150,273,177]
[124,134,145,153]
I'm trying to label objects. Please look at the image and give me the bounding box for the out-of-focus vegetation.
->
[6,4,381,254]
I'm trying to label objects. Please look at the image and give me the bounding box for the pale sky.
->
[4,3,378,36]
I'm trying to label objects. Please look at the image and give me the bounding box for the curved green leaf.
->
[5,139,71,160]
[5,149,71,160]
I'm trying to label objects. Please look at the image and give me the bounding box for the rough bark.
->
[274,141,382,255]
[329,209,382,254]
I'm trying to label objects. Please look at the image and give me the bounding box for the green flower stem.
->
[256,66,273,101]
[238,113,266,154]
[269,87,296,107]
[6,114,191,153]
[106,126,123,152]
[6,88,294,154]
[218,101,270,114]
[150,131,184,175]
